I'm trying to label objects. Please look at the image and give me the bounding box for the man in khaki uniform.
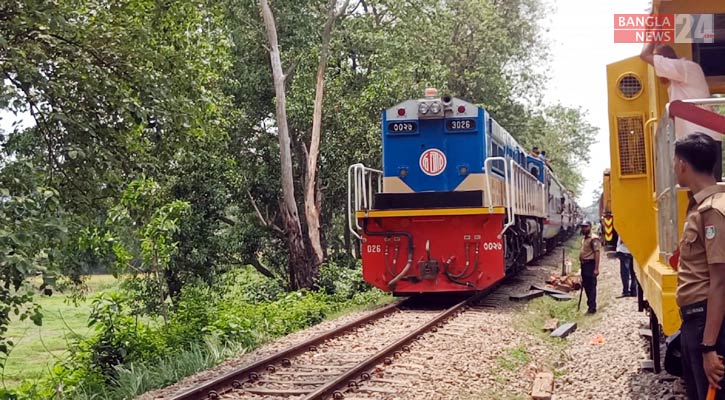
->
[579,221,601,314]
[674,133,725,399]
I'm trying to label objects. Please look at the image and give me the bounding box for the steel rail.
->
[168,299,407,400]
[303,295,478,400]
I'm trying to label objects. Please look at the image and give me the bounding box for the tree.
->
[259,0,310,290]
[0,161,63,367]
[304,0,351,267]
[256,0,351,289]
[526,104,600,194]
[0,0,236,334]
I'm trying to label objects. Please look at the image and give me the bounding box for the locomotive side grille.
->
[617,115,647,176]
[617,73,642,99]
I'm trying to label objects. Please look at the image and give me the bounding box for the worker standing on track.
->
[673,132,725,400]
[579,221,600,314]
[616,236,636,298]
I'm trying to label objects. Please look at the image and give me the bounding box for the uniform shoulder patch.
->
[705,224,716,240]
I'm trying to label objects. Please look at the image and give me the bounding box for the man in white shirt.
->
[616,236,636,297]
[640,42,722,182]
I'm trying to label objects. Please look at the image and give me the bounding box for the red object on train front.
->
[359,211,506,294]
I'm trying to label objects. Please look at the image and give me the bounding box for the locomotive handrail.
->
[484,157,512,239]
[509,160,546,218]
[653,110,679,257]
[654,97,725,258]
[681,98,725,106]
[667,98,725,134]
[347,163,383,240]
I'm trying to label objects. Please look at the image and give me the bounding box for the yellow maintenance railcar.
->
[606,0,725,373]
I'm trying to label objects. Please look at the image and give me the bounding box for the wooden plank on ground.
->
[550,322,577,338]
[531,372,554,400]
[509,290,544,301]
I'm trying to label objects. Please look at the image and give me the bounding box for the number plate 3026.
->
[446,118,476,132]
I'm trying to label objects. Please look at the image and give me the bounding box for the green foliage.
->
[315,259,371,299]
[84,294,165,380]
[12,266,386,399]
[0,166,67,366]
[106,178,190,317]
[2,0,600,395]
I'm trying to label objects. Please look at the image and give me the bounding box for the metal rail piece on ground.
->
[168,299,406,400]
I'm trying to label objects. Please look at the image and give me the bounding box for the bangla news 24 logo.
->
[614,14,715,43]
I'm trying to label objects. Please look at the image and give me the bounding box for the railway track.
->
[166,253,556,400]
[168,294,480,400]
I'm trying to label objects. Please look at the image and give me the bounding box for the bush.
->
[165,283,220,349]
[14,264,387,399]
[315,260,371,299]
[219,266,285,304]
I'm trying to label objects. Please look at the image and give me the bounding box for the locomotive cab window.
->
[692,14,725,79]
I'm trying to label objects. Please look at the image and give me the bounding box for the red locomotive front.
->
[359,210,506,294]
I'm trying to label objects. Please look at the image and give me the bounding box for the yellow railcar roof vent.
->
[617,73,643,100]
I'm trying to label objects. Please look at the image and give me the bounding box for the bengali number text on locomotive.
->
[387,122,418,133]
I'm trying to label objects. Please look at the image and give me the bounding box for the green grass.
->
[3,275,119,389]
[497,345,531,371]
[511,237,612,379]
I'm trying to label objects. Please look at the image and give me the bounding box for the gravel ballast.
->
[139,245,687,400]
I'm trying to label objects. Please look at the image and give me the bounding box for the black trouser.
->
[680,301,725,400]
[581,260,597,312]
[618,252,636,295]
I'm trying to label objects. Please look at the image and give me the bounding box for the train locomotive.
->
[348,88,582,294]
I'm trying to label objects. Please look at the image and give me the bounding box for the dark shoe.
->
[617,293,628,298]
[586,309,596,314]
[628,292,637,297]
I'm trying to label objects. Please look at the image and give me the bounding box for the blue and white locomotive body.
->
[349,89,578,294]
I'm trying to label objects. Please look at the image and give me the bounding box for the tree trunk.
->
[259,0,311,290]
[304,0,348,267]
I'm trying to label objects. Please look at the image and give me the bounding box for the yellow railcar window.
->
[617,115,647,176]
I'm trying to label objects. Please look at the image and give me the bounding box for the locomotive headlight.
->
[429,101,441,114]
[418,102,429,115]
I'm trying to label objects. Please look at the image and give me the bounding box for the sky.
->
[539,0,652,205]
[1,0,653,207]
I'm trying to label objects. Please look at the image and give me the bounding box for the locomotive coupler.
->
[418,240,440,280]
